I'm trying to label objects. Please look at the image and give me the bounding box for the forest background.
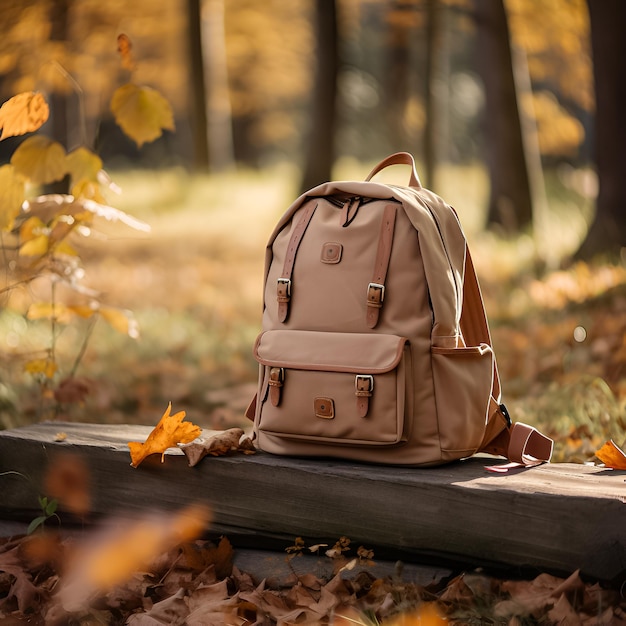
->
[0,0,624,465]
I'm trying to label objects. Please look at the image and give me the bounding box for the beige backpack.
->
[247,153,552,467]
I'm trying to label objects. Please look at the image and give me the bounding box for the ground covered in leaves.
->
[1,529,625,625]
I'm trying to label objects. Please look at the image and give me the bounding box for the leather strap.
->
[268,367,284,407]
[366,205,397,329]
[365,152,422,188]
[460,247,553,465]
[277,202,317,323]
[355,375,373,418]
[508,422,554,465]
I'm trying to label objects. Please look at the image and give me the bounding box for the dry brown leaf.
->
[128,402,201,468]
[44,452,91,516]
[179,428,255,467]
[117,33,135,72]
[595,440,626,470]
[0,92,49,140]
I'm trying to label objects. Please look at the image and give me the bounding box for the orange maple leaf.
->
[595,440,626,470]
[128,402,201,468]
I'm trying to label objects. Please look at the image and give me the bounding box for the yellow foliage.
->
[10,135,68,185]
[523,90,585,156]
[27,302,74,324]
[65,147,103,185]
[128,402,202,467]
[57,504,211,598]
[595,440,626,470]
[110,83,175,148]
[0,164,25,231]
[0,91,49,140]
[99,305,139,338]
[24,358,57,379]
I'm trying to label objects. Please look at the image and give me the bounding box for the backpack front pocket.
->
[254,330,411,446]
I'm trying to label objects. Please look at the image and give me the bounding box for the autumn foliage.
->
[0,34,175,420]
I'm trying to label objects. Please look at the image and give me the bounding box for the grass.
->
[0,161,624,462]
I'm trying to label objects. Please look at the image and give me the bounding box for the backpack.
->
[246,152,553,467]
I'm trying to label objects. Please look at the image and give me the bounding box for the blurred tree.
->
[46,0,72,193]
[423,0,442,188]
[577,0,626,259]
[300,0,339,192]
[186,0,210,169]
[225,0,312,167]
[473,0,532,233]
[383,1,413,154]
[506,0,592,162]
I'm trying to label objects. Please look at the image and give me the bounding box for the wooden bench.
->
[0,422,624,582]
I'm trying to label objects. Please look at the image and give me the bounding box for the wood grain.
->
[0,422,624,581]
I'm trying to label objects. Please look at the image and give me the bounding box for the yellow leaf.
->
[24,358,57,378]
[56,504,211,599]
[595,440,626,470]
[19,215,47,242]
[0,164,25,230]
[19,234,49,256]
[0,92,49,140]
[99,305,139,338]
[54,239,78,256]
[27,302,73,324]
[110,83,175,148]
[65,146,103,185]
[11,135,68,184]
[128,402,202,467]
[67,304,97,319]
[71,179,107,204]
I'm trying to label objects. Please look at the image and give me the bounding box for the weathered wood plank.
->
[0,422,624,581]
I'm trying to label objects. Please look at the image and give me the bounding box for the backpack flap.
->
[253,330,411,447]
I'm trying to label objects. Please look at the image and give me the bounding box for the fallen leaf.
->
[179,428,255,466]
[0,91,49,140]
[110,83,175,148]
[54,377,92,405]
[595,440,626,470]
[128,402,201,468]
[44,452,91,516]
[53,504,211,614]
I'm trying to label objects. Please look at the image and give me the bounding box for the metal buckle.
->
[277,278,292,297]
[367,282,385,303]
[355,374,374,393]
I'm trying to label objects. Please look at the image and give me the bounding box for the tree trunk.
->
[47,0,72,194]
[186,0,210,170]
[474,0,533,233]
[423,0,441,189]
[299,0,339,193]
[384,1,412,155]
[576,0,626,260]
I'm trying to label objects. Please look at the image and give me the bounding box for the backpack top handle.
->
[365,152,422,189]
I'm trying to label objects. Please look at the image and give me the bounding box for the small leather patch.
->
[314,397,335,419]
[321,242,342,264]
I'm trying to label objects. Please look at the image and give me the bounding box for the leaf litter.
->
[1,524,625,624]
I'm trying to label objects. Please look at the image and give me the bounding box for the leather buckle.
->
[277,278,292,303]
[355,374,374,396]
[367,282,385,308]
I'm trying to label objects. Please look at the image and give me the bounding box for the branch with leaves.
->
[0,34,175,419]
